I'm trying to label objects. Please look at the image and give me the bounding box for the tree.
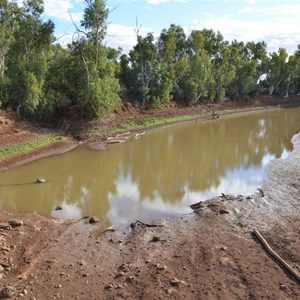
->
[0,0,20,107]
[178,30,212,104]
[71,0,120,117]
[204,31,235,101]
[286,45,300,96]
[125,32,158,105]
[226,41,256,99]
[5,0,54,118]
[156,24,188,104]
[261,48,289,96]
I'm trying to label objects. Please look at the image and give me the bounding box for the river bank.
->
[1,96,300,172]
[0,98,299,299]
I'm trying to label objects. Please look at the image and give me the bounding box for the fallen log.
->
[130,220,165,229]
[253,229,300,282]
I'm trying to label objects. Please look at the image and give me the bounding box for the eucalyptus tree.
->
[5,0,54,118]
[0,0,19,79]
[261,48,289,96]
[0,0,20,107]
[122,32,158,105]
[155,24,188,104]
[71,0,120,117]
[178,29,212,104]
[202,30,235,101]
[226,40,258,99]
[286,45,300,96]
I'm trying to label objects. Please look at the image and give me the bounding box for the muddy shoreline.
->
[0,103,300,299]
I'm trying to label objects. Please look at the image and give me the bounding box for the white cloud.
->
[106,23,156,53]
[240,4,300,16]
[43,0,82,22]
[248,0,256,5]
[239,6,254,14]
[44,0,72,19]
[191,14,300,54]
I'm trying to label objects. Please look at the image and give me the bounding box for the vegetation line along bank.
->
[1,0,300,120]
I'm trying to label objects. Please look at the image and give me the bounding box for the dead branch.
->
[95,226,115,237]
[130,220,165,229]
[253,229,300,282]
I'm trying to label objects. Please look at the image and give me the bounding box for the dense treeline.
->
[1,0,300,119]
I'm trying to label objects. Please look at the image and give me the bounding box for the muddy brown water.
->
[0,108,299,231]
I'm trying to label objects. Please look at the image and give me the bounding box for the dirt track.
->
[0,100,300,299]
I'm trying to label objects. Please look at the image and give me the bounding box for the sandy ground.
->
[0,99,300,299]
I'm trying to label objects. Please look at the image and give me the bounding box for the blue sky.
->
[37,0,300,54]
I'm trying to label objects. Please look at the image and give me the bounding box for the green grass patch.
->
[0,135,66,161]
[86,114,199,138]
[85,106,266,139]
[142,115,195,126]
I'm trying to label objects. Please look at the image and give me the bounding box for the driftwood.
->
[253,229,300,282]
[95,226,115,237]
[105,131,146,144]
[130,220,165,229]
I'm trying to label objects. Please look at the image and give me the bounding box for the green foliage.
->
[69,0,120,118]
[3,0,54,118]
[83,76,120,117]
[1,0,300,122]
[0,135,66,161]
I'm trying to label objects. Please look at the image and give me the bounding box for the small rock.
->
[8,220,23,227]
[118,263,130,273]
[104,284,113,290]
[114,271,125,278]
[156,263,167,271]
[219,209,229,215]
[116,285,124,289]
[166,288,176,295]
[0,224,11,230]
[89,217,100,224]
[170,278,186,287]
[170,279,179,287]
[1,246,10,252]
[0,285,15,298]
[54,207,62,211]
[36,178,46,184]
[219,257,234,267]
[0,265,4,273]
[126,276,135,283]
[279,284,288,291]
[152,236,160,242]
[0,261,11,270]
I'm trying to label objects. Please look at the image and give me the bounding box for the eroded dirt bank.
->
[0,129,299,299]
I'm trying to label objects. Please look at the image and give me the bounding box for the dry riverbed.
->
[0,99,300,299]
